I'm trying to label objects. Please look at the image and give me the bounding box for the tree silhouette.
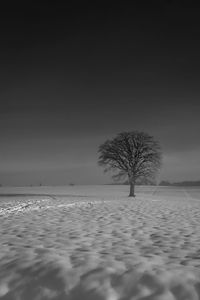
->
[98,131,162,197]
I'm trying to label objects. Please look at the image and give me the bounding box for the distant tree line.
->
[107,180,200,187]
[159,180,200,186]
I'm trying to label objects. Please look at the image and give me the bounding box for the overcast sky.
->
[0,1,200,185]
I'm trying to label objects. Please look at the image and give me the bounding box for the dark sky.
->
[0,1,200,185]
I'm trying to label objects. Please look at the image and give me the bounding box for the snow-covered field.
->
[0,185,200,300]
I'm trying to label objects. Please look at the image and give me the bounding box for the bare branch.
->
[98,131,162,192]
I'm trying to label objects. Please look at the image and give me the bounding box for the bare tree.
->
[98,131,162,197]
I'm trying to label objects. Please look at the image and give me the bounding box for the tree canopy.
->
[98,131,162,197]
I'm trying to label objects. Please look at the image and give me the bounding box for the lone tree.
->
[98,131,162,197]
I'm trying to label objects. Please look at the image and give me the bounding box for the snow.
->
[0,185,200,299]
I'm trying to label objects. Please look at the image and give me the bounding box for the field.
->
[0,185,200,299]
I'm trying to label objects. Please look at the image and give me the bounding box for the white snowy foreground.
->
[0,185,200,300]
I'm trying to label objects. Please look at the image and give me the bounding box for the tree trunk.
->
[129,181,135,197]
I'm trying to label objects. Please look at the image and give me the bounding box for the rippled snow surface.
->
[0,185,200,300]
